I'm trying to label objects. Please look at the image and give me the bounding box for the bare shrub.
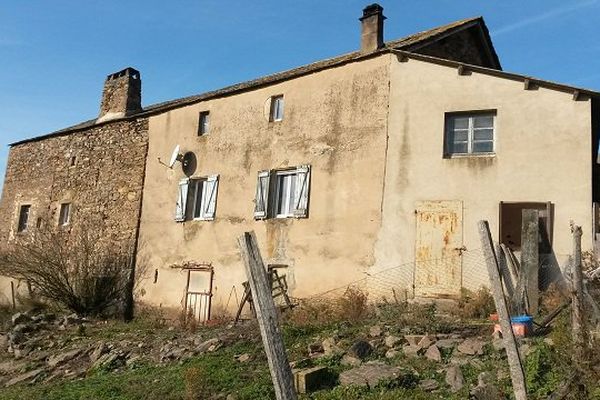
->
[337,286,370,322]
[0,221,137,317]
[285,287,370,327]
[455,287,496,319]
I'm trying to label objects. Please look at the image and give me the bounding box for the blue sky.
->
[1,0,599,190]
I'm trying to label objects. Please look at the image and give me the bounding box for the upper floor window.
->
[59,203,71,226]
[198,111,210,135]
[175,175,219,222]
[270,95,284,122]
[17,205,31,233]
[445,112,495,157]
[254,165,310,219]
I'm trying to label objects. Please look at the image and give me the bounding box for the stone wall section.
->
[0,118,149,246]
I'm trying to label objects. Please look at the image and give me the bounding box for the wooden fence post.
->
[570,225,588,368]
[478,220,528,400]
[521,209,539,315]
[237,231,297,400]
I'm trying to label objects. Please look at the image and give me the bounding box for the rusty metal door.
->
[414,200,463,298]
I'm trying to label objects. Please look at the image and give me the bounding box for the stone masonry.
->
[0,118,149,246]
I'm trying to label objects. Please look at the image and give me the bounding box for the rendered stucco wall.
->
[137,56,391,315]
[373,55,592,296]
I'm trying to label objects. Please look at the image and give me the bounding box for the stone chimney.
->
[97,67,142,123]
[360,4,386,53]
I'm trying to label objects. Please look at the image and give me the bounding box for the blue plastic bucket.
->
[510,315,533,336]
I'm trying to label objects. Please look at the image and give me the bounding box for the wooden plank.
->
[478,220,527,400]
[238,232,297,400]
[495,243,515,300]
[521,209,539,315]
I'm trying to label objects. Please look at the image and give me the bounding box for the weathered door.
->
[185,268,213,322]
[414,200,463,298]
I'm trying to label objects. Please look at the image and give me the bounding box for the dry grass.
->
[285,286,371,327]
[455,287,495,319]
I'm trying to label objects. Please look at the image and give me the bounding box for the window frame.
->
[444,111,496,158]
[183,175,219,222]
[254,165,310,220]
[17,204,31,233]
[58,203,71,227]
[273,169,297,218]
[269,95,284,122]
[198,111,210,136]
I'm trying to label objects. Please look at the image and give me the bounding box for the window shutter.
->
[175,178,189,222]
[293,165,311,218]
[254,170,270,219]
[202,175,219,221]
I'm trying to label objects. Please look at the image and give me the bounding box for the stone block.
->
[293,366,329,394]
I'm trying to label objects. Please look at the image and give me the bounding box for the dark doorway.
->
[499,202,554,253]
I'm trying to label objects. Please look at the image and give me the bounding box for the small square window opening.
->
[198,111,210,135]
[445,112,495,156]
[270,95,284,122]
[59,203,71,226]
[17,205,31,233]
[69,156,77,167]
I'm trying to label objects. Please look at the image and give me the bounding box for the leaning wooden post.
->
[570,225,587,369]
[478,220,527,400]
[237,232,297,400]
[521,209,539,315]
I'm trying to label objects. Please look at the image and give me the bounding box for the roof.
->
[9,17,597,146]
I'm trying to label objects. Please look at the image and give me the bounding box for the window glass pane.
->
[192,181,203,219]
[473,115,494,128]
[452,117,468,130]
[452,142,468,154]
[473,141,494,153]
[452,130,468,142]
[271,96,284,121]
[199,112,209,135]
[473,128,493,141]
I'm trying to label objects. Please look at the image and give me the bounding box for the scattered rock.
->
[47,348,85,368]
[348,340,373,360]
[404,334,424,347]
[419,379,440,392]
[471,372,503,400]
[445,365,465,392]
[90,342,109,364]
[5,368,44,387]
[436,338,461,349]
[369,325,382,338]
[339,362,402,387]
[425,344,442,362]
[341,355,362,367]
[385,349,400,359]
[457,338,485,355]
[402,345,420,357]
[293,366,330,394]
[384,335,401,348]
[417,335,435,349]
[196,338,221,353]
[322,337,342,356]
[235,353,251,363]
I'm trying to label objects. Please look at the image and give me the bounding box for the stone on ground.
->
[293,366,329,394]
[457,338,485,355]
[419,378,440,391]
[369,325,382,337]
[339,362,402,387]
[425,344,442,362]
[445,364,465,392]
[348,340,373,360]
[384,335,401,348]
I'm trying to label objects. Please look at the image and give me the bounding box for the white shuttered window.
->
[254,165,311,220]
[174,175,219,222]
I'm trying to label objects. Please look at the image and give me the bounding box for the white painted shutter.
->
[254,170,270,219]
[175,178,189,222]
[202,175,219,221]
[293,165,310,218]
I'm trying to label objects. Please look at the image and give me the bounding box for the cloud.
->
[491,0,599,36]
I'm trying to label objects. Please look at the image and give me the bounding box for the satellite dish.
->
[168,145,184,168]
[182,152,197,177]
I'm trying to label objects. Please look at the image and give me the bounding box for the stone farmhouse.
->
[1,5,599,320]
